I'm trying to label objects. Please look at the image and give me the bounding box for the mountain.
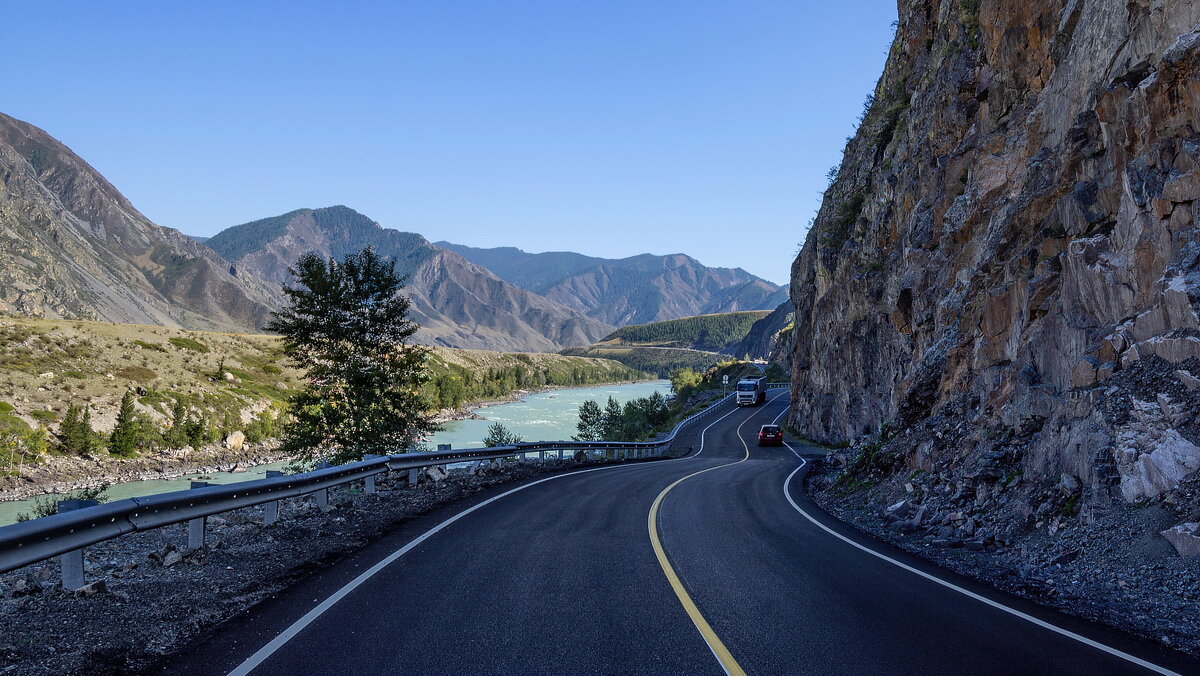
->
[437,243,788,326]
[0,113,279,330]
[205,207,613,352]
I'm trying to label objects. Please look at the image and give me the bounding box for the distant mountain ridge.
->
[206,206,613,352]
[0,113,279,331]
[437,242,788,326]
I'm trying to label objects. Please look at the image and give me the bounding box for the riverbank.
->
[0,379,664,503]
[0,442,288,502]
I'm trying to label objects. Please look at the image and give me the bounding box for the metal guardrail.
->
[0,388,788,581]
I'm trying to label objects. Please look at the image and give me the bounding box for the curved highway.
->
[165,392,1198,675]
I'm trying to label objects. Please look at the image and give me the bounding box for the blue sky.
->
[4,1,896,285]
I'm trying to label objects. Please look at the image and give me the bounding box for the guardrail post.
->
[408,468,418,487]
[57,499,98,591]
[539,450,545,464]
[363,455,382,494]
[263,470,284,525]
[188,481,209,551]
[313,462,331,508]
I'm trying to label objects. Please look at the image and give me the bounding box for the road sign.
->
[723,375,729,383]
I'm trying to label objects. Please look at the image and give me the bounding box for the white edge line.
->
[231,397,749,675]
[778,440,1179,676]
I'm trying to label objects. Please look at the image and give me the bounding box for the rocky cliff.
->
[206,207,613,352]
[0,113,279,331]
[794,0,1200,505]
[439,243,788,326]
[792,0,1200,649]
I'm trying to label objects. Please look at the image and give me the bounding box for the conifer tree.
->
[574,399,604,441]
[109,391,138,457]
[482,422,523,447]
[267,247,437,465]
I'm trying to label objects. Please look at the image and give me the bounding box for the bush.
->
[115,366,157,382]
[168,336,210,353]
[15,483,110,522]
[132,340,168,353]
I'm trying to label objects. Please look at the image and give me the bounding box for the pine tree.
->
[266,247,437,465]
[79,407,94,455]
[165,397,188,448]
[482,422,523,448]
[109,391,139,457]
[59,404,96,455]
[574,399,604,441]
[601,396,625,441]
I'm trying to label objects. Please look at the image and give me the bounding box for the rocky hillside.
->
[730,301,793,363]
[0,316,645,499]
[0,113,279,331]
[206,207,613,352]
[438,243,787,326]
[790,0,1200,650]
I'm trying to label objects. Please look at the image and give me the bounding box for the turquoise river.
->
[0,380,672,526]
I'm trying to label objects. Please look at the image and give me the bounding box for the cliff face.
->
[791,1,1200,508]
[0,113,279,331]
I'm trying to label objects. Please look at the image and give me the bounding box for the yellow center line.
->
[647,393,785,676]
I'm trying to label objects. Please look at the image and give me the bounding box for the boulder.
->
[1176,369,1200,391]
[883,499,913,519]
[1161,523,1200,557]
[162,551,184,568]
[75,580,108,597]
[426,465,447,482]
[1117,429,1200,501]
[224,431,246,452]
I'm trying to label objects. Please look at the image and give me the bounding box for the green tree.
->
[574,399,604,441]
[58,404,96,455]
[267,247,438,465]
[165,397,189,448]
[482,422,523,447]
[601,396,624,440]
[109,391,138,457]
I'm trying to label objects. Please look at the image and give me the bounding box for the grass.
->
[0,316,646,452]
[132,339,167,353]
[168,336,210,353]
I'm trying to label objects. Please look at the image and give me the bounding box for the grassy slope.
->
[596,311,772,353]
[0,316,646,441]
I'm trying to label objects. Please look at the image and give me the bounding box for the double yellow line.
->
[647,396,781,675]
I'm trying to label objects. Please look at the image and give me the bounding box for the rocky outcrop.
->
[0,113,279,331]
[439,243,788,326]
[791,1,1200,510]
[205,207,613,352]
[731,301,794,363]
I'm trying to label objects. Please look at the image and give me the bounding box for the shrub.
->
[168,336,210,353]
[132,340,168,353]
[115,366,158,382]
[16,483,110,522]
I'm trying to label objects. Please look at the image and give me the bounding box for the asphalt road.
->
[168,393,1199,675]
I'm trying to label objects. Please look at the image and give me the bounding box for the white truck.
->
[735,375,766,406]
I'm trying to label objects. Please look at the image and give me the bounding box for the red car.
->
[758,424,783,446]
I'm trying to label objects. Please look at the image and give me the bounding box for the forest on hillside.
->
[599,311,772,353]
